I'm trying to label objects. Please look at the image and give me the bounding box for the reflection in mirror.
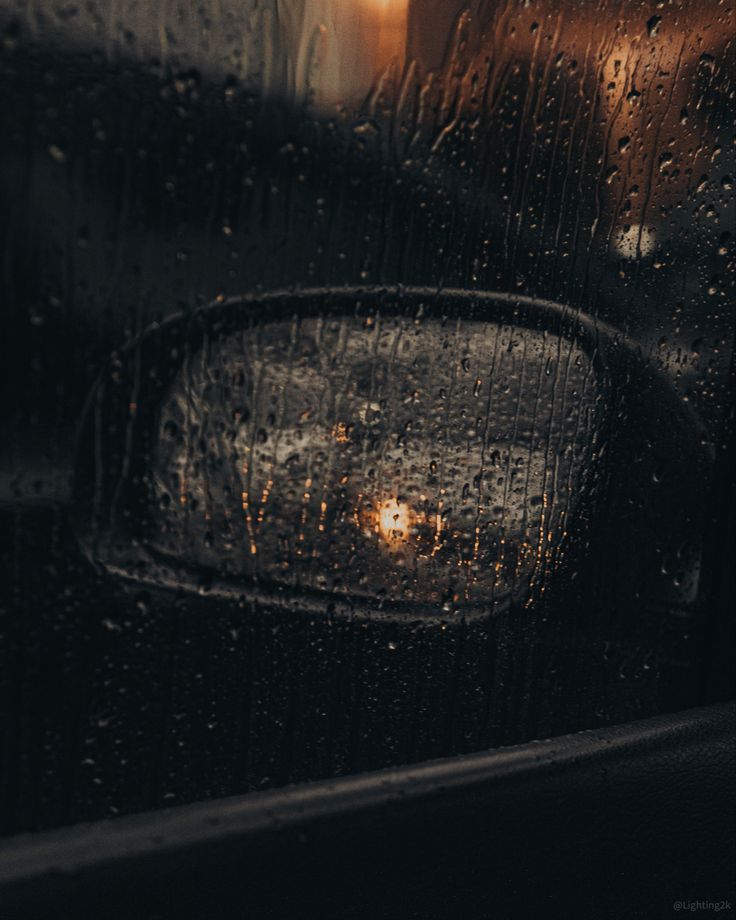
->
[149,316,600,609]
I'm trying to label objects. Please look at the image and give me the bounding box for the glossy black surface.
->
[1,702,734,920]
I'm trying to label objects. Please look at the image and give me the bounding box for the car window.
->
[0,0,733,833]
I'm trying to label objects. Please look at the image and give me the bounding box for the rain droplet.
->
[646,15,662,38]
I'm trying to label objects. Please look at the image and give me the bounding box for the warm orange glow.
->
[309,0,409,110]
[376,497,413,543]
[362,0,409,72]
[406,1,731,237]
[333,421,350,443]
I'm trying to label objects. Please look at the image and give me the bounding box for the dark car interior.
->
[0,1,734,917]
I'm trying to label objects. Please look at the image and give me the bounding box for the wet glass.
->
[0,0,733,834]
[121,312,600,609]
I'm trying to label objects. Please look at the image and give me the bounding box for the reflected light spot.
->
[613,223,658,260]
[377,497,413,543]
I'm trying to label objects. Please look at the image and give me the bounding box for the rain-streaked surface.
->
[149,317,599,608]
[0,0,733,834]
